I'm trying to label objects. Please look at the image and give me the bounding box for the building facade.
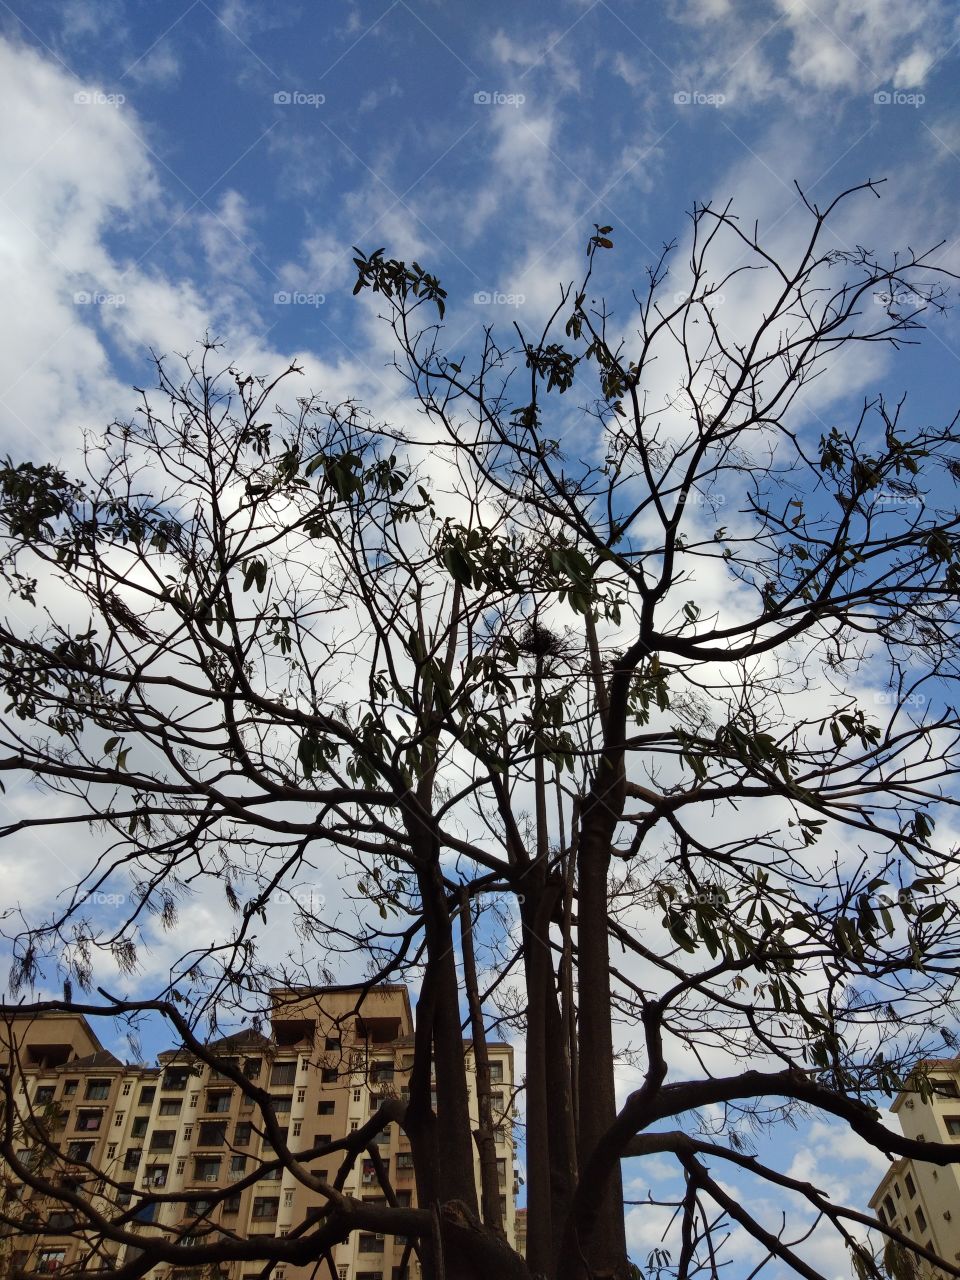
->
[0,986,518,1280]
[869,1056,960,1278]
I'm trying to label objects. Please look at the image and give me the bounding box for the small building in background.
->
[869,1056,960,1277]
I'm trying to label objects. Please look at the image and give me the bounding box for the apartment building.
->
[0,986,518,1280]
[869,1055,960,1278]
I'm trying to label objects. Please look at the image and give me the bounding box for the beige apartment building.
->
[869,1056,960,1277]
[0,986,518,1280]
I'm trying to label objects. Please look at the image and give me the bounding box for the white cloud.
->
[665,0,958,105]
[125,40,182,87]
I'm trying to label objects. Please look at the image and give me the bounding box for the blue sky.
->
[2,2,960,1276]
[3,0,960,448]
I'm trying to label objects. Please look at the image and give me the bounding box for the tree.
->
[2,179,960,1280]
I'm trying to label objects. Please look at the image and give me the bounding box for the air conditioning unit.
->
[375,1233,384,1241]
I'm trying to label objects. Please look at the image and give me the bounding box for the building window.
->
[145,1165,168,1187]
[915,1206,927,1233]
[229,1155,247,1177]
[296,1088,306,1104]
[371,1063,394,1084]
[138,1086,156,1108]
[189,1093,199,1108]
[75,1109,103,1132]
[325,1037,341,1052]
[358,1234,385,1254]
[149,1130,176,1152]
[271,1062,297,1087]
[252,1196,279,1219]
[244,1058,262,1078]
[315,1133,331,1147]
[162,1068,190,1092]
[284,1189,294,1207]
[931,1078,959,1097]
[292,1121,302,1137]
[223,1193,241,1214]
[63,1081,78,1097]
[106,1143,117,1158]
[159,1099,182,1116]
[131,1117,149,1138]
[350,1121,359,1132]
[194,1157,221,1182]
[353,1088,363,1103]
[36,1248,67,1273]
[945,1117,960,1137]
[397,1153,414,1170]
[121,1081,131,1096]
[176,1159,186,1175]
[85,1079,111,1101]
[205,1090,232,1114]
[184,1126,193,1141]
[114,1112,125,1127]
[271,1096,292,1113]
[321,1069,338,1083]
[317,1102,334,1116]
[905,1172,916,1197]
[234,1122,253,1146]
[34,1085,56,1106]
[66,1141,94,1163]
[198,1121,228,1147]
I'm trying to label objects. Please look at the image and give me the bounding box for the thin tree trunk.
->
[458,887,505,1237]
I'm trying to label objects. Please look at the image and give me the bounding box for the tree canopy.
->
[2,181,960,1280]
